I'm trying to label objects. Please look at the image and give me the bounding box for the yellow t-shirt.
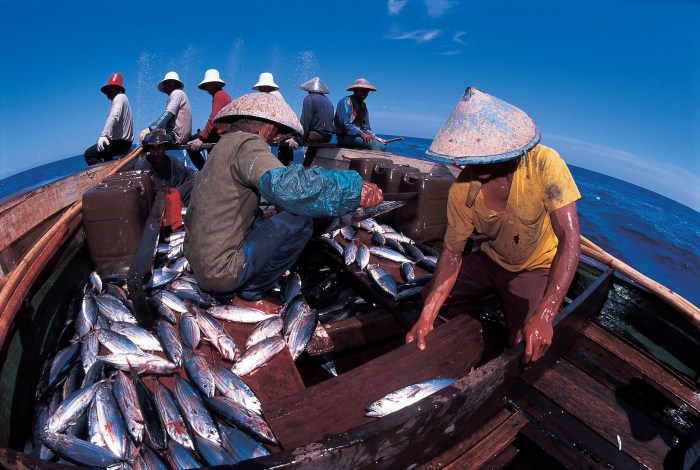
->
[444,144,580,272]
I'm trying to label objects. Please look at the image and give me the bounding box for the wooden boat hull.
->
[0,146,698,469]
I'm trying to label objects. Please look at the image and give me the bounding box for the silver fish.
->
[165,440,202,469]
[401,241,425,261]
[395,285,424,301]
[281,271,302,306]
[385,237,406,254]
[153,379,195,450]
[204,395,278,444]
[169,256,190,273]
[173,376,221,445]
[45,381,101,434]
[318,236,344,256]
[369,246,413,264]
[95,382,128,459]
[104,282,129,303]
[400,261,415,283]
[156,319,183,367]
[94,292,137,323]
[207,305,280,324]
[320,354,338,377]
[77,292,98,339]
[151,289,188,313]
[343,241,358,266]
[367,264,399,297]
[231,336,286,376]
[44,343,80,397]
[179,311,201,349]
[94,328,143,355]
[41,431,122,467]
[89,271,103,295]
[245,315,284,350]
[113,370,145,444]
[110,321,163,352]
[196,311,240,361]
[286,306,319,361]
[382,231,414,245]
[340,225,356,241]
[356,244,370,270]
[182,347,216,397]
[417,255,437,272]
[146,267,180,289]
[141,446,170,470]
[357,217,384,233]
[134,375,167,451]
[96,352,178,375]
[194,434,237,466]
[219,423,270,462]
[372,231,386,246]
[87,399,106,448]
[366,378,456,417]
[283,295,313,335]
[211,364,262,415]
[80,334,100,374]
[415,242,440,257]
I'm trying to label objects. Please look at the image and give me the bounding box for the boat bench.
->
[263,314,485,449]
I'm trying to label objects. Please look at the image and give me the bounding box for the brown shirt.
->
[184,129,282,291]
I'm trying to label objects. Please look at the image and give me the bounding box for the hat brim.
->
[425,129,541,166]
[158,79,184,93]
[101,84,125,94]
[198,79,225,90]
[347,85,377,92]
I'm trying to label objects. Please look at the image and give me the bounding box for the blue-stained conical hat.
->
[213,92,303,135]
[426,87,540,165]
[300,77,330,94]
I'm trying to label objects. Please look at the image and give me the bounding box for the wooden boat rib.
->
[0,145,697,469]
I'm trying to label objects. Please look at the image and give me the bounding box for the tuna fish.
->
[365,378,456,417]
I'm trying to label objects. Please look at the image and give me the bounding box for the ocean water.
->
[1,136,698,308]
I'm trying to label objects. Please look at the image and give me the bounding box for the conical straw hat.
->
[426,87,540,165]
[213,92,303,135]
[346,77,377,92]
[300,77,330,94]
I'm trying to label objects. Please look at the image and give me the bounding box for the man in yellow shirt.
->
[406,87,581,364]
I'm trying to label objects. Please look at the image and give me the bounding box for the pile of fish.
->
[27,229,356,468]
[317,217,436,301]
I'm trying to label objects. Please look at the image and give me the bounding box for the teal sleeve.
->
[259,164,362,217]
[150,111,174,130]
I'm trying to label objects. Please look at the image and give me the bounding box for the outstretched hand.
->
[360,181,383,208]
[405,318,434,350]
[518,314,553,364]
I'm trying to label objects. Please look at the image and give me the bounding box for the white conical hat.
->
[426,87,540,165]
[157,71,184,93]
[198,69,226,89]
[252,72,278,90]
[300,77,330,94]
[213,92,302,135]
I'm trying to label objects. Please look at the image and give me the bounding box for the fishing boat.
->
[0,144,698,469]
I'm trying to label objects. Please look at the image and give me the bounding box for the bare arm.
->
[520,201,580,364]
[405,246,463,350]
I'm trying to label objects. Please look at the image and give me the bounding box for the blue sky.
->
[1,0,698,210]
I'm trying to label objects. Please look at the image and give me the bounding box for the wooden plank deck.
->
[264,314,485,449]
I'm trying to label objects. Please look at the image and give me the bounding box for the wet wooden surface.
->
[264,314,485,449]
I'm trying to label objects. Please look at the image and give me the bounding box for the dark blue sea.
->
[1,136,698,308]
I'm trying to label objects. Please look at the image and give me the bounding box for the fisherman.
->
[184,92,383,304]
[84,72,133,166]
[252,72,296,165]
[187,69,232,170]
[334,77,386,152]
[133,129,197,205]
[139,71,192,147]
[299,76,335,167]
[405,87,581,365]
[252,72,284,101]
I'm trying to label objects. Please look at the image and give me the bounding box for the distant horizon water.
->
[1,135,698,308]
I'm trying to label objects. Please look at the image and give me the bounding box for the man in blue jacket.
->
[184,92,383,303]
[334,77,386,151]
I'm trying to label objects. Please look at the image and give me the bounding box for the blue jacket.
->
[334,94,373,138]
[301,93,334,141]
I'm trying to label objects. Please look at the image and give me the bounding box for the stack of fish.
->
[29,232,329,468]
[318,217,437,301]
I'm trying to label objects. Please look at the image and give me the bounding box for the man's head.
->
[252,72,279,93]
[426,86,540,166]
[101,72,125,99]
[199,69,226,96]
[158,71,184,95]
[300,77,330,95]
[347,77,377,102]
[213,92,302,144]
[146,129,168,163]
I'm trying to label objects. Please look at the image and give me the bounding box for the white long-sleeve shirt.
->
[100,93,133,142]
